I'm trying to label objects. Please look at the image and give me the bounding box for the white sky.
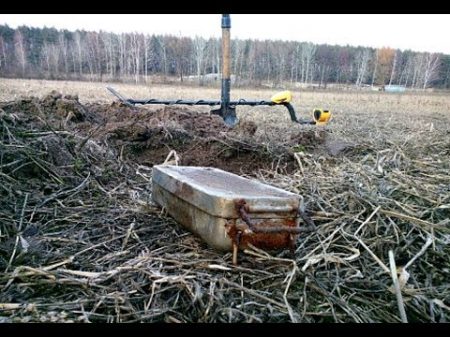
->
[0,14,449,54]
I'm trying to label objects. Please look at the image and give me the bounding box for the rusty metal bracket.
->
[228,199,316,265]
[229,199,316,264]
[235,199,316,234]
[232,231,242,265]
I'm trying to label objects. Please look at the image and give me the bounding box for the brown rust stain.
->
[225,218,298,251]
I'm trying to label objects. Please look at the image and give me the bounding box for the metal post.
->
[219,14,237,126]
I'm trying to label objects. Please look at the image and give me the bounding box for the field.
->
[0,78,449,322]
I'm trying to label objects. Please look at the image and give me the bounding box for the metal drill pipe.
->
[124,99,276,106]
[106,86,313,124]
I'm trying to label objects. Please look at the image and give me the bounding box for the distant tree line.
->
[1,24,449,89]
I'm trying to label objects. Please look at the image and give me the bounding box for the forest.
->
[1,24,449,89]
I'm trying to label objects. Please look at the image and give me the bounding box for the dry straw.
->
[0,84,449,322]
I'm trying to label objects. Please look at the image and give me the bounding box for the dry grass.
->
[0,78,450,322]
[1,78,448,143]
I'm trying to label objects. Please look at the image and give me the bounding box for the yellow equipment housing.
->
[271,91,292,104]
[313,108,332,125]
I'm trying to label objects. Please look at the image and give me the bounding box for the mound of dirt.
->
[79,103,300,174]
[1,91,347,174]
[1,91,98,131]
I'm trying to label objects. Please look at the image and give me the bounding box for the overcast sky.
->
[0,14,449,54]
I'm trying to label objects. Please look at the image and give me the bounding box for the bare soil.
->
[2,92,335,175]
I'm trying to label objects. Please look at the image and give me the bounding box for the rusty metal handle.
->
[236,200,316,234]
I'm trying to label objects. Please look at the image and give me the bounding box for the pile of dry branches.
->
[0,94,449,322]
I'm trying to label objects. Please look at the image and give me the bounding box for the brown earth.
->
[1,92,339,175]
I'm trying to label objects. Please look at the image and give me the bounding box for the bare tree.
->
[58,32,69,74]
[175,36,192,82]
[263,41,273,85]
[157,36,168,81]
[85,47,94,80]
[101,31,116,80]
[388,50,398,86]
[246,41,258,84]
[144,34,149,82]
[84,32,98,80]
[0,35,7,71]
[118,33,127,79]
[355,49,371,87]
[371,49,378,86]
[422,53,440,89]
[130,33,142,84]
[293,43,301,83]
[315,45,333,88]
[193,36,206,85]
[376,47,395,85]
[301,43,316,84]
[289,44,297,83]
[91,32,104,80]
[215,38,220,75]
[73,31,84,77]
[14,30,27,76]
[49,44,60,76]
[299,43,306,83]
[411,53,425,88]
[231,39,245,86]
[276,42,286,86]
[41,42,51,76]
[398,53,413,87]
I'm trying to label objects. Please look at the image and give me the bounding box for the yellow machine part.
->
[313,108,332,125]
[271,91,292,104]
